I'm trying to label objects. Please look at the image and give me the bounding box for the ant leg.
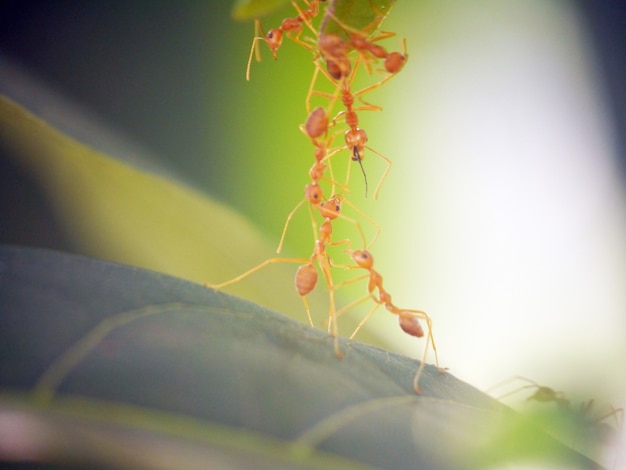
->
[315,252,342,357]
[367,30,397,44]
[347,300,381,339]
[253,19,263,62]
[205,257,310,289]
[246,20,268,81]
[486,379,536,400]
[342,147,354,193]
[413,340,429,393]
[400,311,432,393]
[363,145,391,200]
[341,197,382,249]
[305,64,323,114]
[290,0,321,38]
[287,29,317,54]
[334,272,370,288]
[301,293,314,326]
[246,37,262,81]
[351,69,398,99]
[306,58,342,119]
[278,181,327,254]
[399,308,441,370]
[276,198,308,254]
[329,276,341,357]
[351,37,408,95]
[392,308,441,391]
[323,146,342,195]
[330,208,368,249]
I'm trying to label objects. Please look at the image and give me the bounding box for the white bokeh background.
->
[360,0,626,420]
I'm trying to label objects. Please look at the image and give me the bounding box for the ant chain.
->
[207,2,442,392]
[309,29,407,199]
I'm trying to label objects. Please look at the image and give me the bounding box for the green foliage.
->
[232,0,396,33]
[321,0,396,37]
[232,0,291,21]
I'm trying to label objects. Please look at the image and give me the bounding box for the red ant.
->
[305,14,409,198]
[207,108,380,355]
[277,106,381,253]
[206,193,355,358]
[246,0,327,80]
[334,249,441,392]
[306,56,393,199]
[318,8,408,80]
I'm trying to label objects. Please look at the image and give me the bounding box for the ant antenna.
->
[352,148,368,197]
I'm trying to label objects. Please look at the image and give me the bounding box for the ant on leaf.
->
[488,375,624,467]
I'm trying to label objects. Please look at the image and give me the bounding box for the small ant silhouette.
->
[488,375,624,461]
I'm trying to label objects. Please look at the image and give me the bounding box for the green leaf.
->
[231,0,291,21]
[0,246,601,469]
[231,0,396,34]
[322,0,396,38]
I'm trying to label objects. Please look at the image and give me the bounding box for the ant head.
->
[348,249,374,269]
[319,196,341,219]
[527,386,570,408]
[385,52,406,74]
[385,38,408,74]
[304,183,324,205]
[345,128,368,160]
[266,28,283,58]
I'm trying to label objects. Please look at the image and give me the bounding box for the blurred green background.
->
[1,3,626,465]
[0,1,315,238]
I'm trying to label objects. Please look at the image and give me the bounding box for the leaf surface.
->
[321,0,396,38]
[0,246,599,469]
